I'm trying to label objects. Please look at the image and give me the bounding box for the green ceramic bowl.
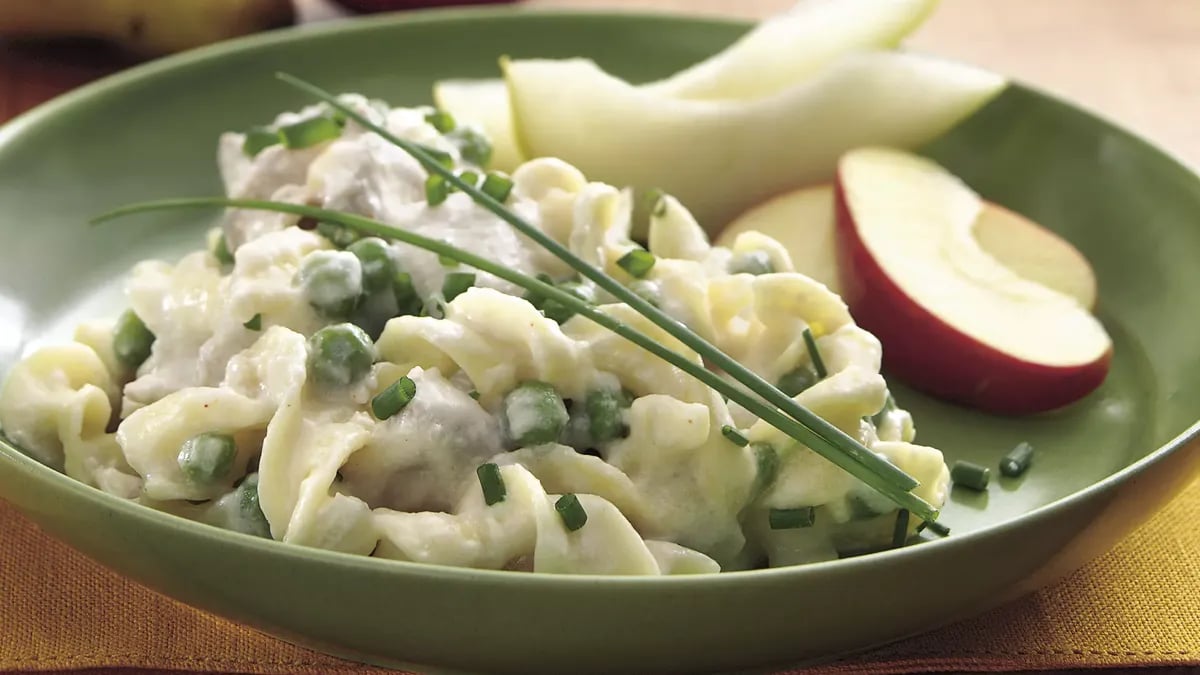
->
[1,8,1199,674]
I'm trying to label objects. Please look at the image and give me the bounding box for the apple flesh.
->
[834,147,1111,414]
[718,184,1098,310]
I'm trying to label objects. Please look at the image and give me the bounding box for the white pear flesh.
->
[432,79,525,172]
[504,52,1006,231]
[719,183,1098,309]
[835,147,1111,414]
[642,0,940,101]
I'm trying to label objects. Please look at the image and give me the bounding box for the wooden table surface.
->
[0,2,1197,674]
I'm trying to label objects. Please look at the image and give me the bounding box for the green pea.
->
[235,473,272,538]
[729,250,774,276]
[585,388,630,443]
[308,323,376,387]
[177,432,237,484]
[113,309,155,370]
[316,222,361,249]
[297,250,363,320]
[347,237,396,293]
[503,380,569,447]
[777,365,818,397]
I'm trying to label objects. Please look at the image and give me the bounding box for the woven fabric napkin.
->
[0,478,1197,675]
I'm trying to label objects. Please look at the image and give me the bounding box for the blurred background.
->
[0,0,1196,165]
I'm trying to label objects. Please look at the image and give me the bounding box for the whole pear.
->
[0,0,295,56]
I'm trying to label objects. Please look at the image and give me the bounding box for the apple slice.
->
[835,147,1111,414]
[718,184,1098,309]
[505,52,1006,231]
[432,78,525,172]
[641,0,939,101]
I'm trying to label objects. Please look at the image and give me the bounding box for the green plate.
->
[1,8,1199,674]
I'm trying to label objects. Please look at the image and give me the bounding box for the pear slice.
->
[718,183,1098,309]
[432,79,525,172]
[641,0,940,101]
[505,53,1006,231]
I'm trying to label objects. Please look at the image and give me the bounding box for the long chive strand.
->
[91,196,937,523]
[274,73,920,496]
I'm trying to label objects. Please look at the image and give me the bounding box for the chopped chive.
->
[476,463,506,505]
[802,328,827,379]
[541,280,596,324]
[892,509,910,548]
[916,519,951,537]
[768,507,816,530]
[1000,441,1034,478]
[243,313,262,331]
[951,460,990,491]
[555,493,588,531]
[279,115,343,149]
[372,376,417,420]
[242,126,282,157]
[468,390,481,400]
[438,254,458,267]
[425,110,456,133]
[616,249,656,278]
[480,173,513,203]
[213,232,235,265]
[417,144,455,169]
[441,271,476,302]
[721,425,749,447]
[458,170,480,188]
[426,174,450,206]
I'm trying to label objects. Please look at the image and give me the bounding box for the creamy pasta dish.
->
[0,96,950,575]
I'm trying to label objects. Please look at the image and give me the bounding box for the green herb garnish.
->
[426,174,450,206]
[243,313,262,331]
[425,110,456,133]
[721,425,749,447]
[441,271,476,302]
[1000,441,1034,478]
[617,248,656,278]
[477,463,506,505]
[951,460,990,491]
[768,507,816,530]
[279,114,343,149]
[480,172,513,203]
[802,328,827,379]
[372,376,416,420]
[113,309,155,370]
[242,126,281,157]
[555,493,588,531]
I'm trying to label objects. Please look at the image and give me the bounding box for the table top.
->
[0,2,1197,674]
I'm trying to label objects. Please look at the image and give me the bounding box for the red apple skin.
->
[331,0,515,12]
[833,175,1112,415]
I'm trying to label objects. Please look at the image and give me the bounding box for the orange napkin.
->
[0,478,1197,675]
